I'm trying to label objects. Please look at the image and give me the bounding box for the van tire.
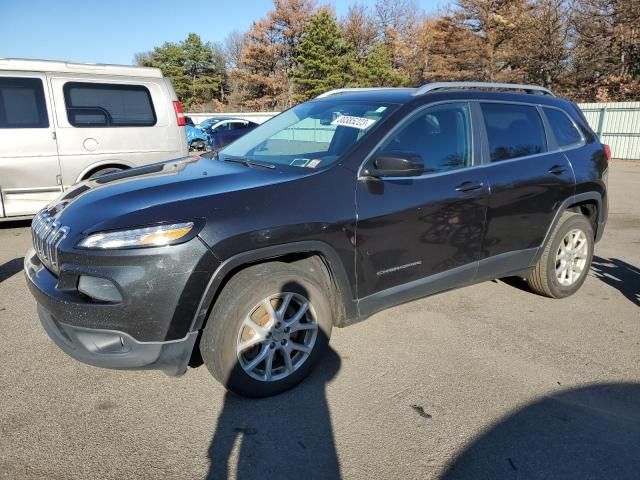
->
[527,212,594,298]
[199,262,333,397]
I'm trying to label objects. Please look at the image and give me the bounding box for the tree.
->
[516,0,570,90]
[421,13,486,82]
[357,41,408,87]
[135,33,225,109]
[454,0,532,82]
[340,3,378,61]
[570,0,640,100]
[236,18,288,111]
[293,10,352,100]
[374,0,421,80]
[233,0,319,110]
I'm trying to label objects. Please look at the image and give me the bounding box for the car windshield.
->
[219,99,398,169]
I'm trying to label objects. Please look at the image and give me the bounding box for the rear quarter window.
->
[481,103,547,162]
[543,107,583,147]
[63,82,156,127]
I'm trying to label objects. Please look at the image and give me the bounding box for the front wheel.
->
[199,262,333,397]
[527,211,594,298]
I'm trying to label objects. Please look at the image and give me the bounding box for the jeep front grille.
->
[31,209,69,274]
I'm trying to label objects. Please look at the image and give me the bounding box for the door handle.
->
[548,165,566,175]
[456,181,484,193]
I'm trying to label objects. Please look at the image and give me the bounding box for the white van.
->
[0,58,188,220]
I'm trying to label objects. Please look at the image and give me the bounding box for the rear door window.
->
[0,77,49,128]
[63,82,156,127]
[543,107,583,147]
[481,103,547,161]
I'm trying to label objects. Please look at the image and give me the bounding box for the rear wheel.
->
[200,262,333,397]
[527,211,594,298]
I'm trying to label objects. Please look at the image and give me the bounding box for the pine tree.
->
[356,41,407,87]
[135,33,225,109]
[292,9,351,100]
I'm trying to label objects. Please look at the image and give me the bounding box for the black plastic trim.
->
[532,192,603,265]
[356,262,477,321]
[190,240,357,332]
[474,248,538,282]
[37,304,197,376]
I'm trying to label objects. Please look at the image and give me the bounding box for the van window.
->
[481,103,547,161]
[0,77,49,129]
[63,82,156,127]
[543,108,583,147]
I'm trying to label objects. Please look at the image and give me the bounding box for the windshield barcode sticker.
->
[331,115,376,130]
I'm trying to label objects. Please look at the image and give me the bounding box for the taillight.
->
[173,100,186,126]
[603,144,611,160]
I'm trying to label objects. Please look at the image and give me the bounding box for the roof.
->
[314,82,559,105]
[313,88,417,103]
[0,58,163,78]
[313,86,568,107]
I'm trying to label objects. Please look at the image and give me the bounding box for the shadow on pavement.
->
[0,219,31,229]
[441,383,640,479]
[0,257,24,284]
[207,347,341,479]
[591,256,640,307]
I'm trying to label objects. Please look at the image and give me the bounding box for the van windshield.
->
[219,99,397,169]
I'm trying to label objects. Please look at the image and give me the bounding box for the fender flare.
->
[532,191,603,266]
[189,240,357,333]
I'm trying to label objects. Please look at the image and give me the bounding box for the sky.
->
[0,0,443,66]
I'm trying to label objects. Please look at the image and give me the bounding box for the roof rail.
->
[316,87,399,98]
[413,82,554,97]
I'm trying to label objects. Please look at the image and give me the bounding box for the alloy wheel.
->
[555,228,589,286]
[236,292,318,382]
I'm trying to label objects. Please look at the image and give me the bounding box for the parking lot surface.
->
[1,161,639,480]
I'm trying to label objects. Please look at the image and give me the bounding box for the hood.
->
[53,156,300,241]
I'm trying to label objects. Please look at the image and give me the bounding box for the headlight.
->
[77,222,194,250]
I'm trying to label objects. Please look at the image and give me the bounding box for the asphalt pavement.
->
[1,161,638,479]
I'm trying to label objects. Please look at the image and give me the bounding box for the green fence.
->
[578,102,640,160]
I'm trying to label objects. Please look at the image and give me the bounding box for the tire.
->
[527,211,594,298]
[200,262,333,397]
[87,167,124,180]
[189,140,205,151]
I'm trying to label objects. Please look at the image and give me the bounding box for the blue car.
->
[185,117,208,151]
[201,117,259,152]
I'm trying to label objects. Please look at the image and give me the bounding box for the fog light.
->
[78,276,122,303]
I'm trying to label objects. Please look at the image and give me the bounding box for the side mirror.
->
[366,152,424,177]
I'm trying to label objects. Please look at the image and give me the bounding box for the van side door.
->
[475,101,575,279]
[0,73,61,217]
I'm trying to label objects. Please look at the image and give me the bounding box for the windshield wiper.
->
[223,156,276,169]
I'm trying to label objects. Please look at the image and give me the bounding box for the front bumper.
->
[36,303,198,376]
[24,237,218,375]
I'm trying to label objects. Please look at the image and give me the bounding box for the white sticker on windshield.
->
[331,115,376,130]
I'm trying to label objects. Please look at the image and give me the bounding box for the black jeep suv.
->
[25,82,609,397]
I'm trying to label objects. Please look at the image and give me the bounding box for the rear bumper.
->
[36,303,197,376]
